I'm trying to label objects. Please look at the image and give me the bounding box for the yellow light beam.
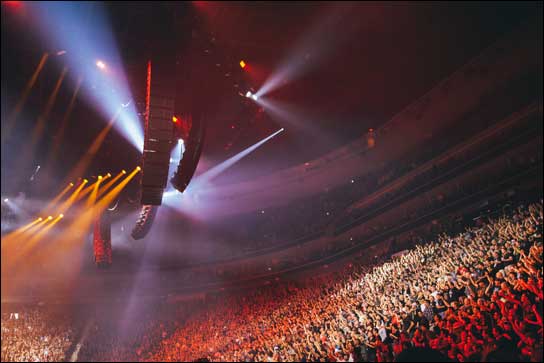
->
[1,217,43,246]
[62,109,120,185]
[30,67,69,146]
[94,167,140,211]
[96,171,124,199]
[14,217,44,234]
[47,76,83,165]
[48,183,74,206]
[86,177,101,208]
[75,179,100,202]
[29,215,63,244]
[56,179,87,213]
[19,216,51,238]
[41,182,74,214]
[40,167,141,258]
[74,174,108,203]
[2,216,50,253]
[8,215,63,267]
[2,53,49,143]
[14,66,68,177]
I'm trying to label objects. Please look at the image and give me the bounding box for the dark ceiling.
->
[102,1,544,182]
[1,1,541,193]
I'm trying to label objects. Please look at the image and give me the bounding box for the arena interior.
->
[1,1,543,362]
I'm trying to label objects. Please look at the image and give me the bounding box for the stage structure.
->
[140,59,176,206]
[130,6,252,242]
[131,58,176,240]
[131,57,207,240]
[93,211,112,267]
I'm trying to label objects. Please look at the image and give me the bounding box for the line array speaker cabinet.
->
[141,60,176,205]
[93,211,112,268]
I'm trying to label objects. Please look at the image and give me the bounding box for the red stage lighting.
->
[2,1,21,7]
[173,115,192,140]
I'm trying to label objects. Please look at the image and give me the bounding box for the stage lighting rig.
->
[172,115,192,141]
[96,60,106,70]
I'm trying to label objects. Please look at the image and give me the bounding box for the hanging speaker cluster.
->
[93,211,112,268]
[131,204,159,240]
[140,60,176,205]
[171,112,206,193]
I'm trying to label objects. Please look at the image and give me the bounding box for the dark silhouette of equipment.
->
[93,211,112,268]
[171,112,206,193]
[131,204,159,240]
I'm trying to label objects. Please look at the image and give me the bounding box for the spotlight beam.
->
[190,128,284,189]
[3,199,31,220]
[255,97,326,137]
[62,109,120,185]
[30,66,68,146]
[42,182,75,214]
[76,174,109,203]
[22,217,51,237]
[86,177,101,207]
[1,217,43,245]
[27,2,144,151]
[95,167,140,210]
[56,179,87,213]
[47,76,83,164]
[164,129,284,216]
[96,171,124,198]
[9,215,63,266]
[2,53,49,143]
[39,167,141,259]
[74,180,98,201]
[2,217,50,254]
[15,217,43,233]
[255,5,353,98]
[14,67,68,177]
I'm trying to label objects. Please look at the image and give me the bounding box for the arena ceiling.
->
[1,1,540,192]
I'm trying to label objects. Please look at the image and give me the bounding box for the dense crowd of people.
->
[1,201,542,362]
[163,148,539,289]
[1,306,73,362]
[145,201,543,362]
